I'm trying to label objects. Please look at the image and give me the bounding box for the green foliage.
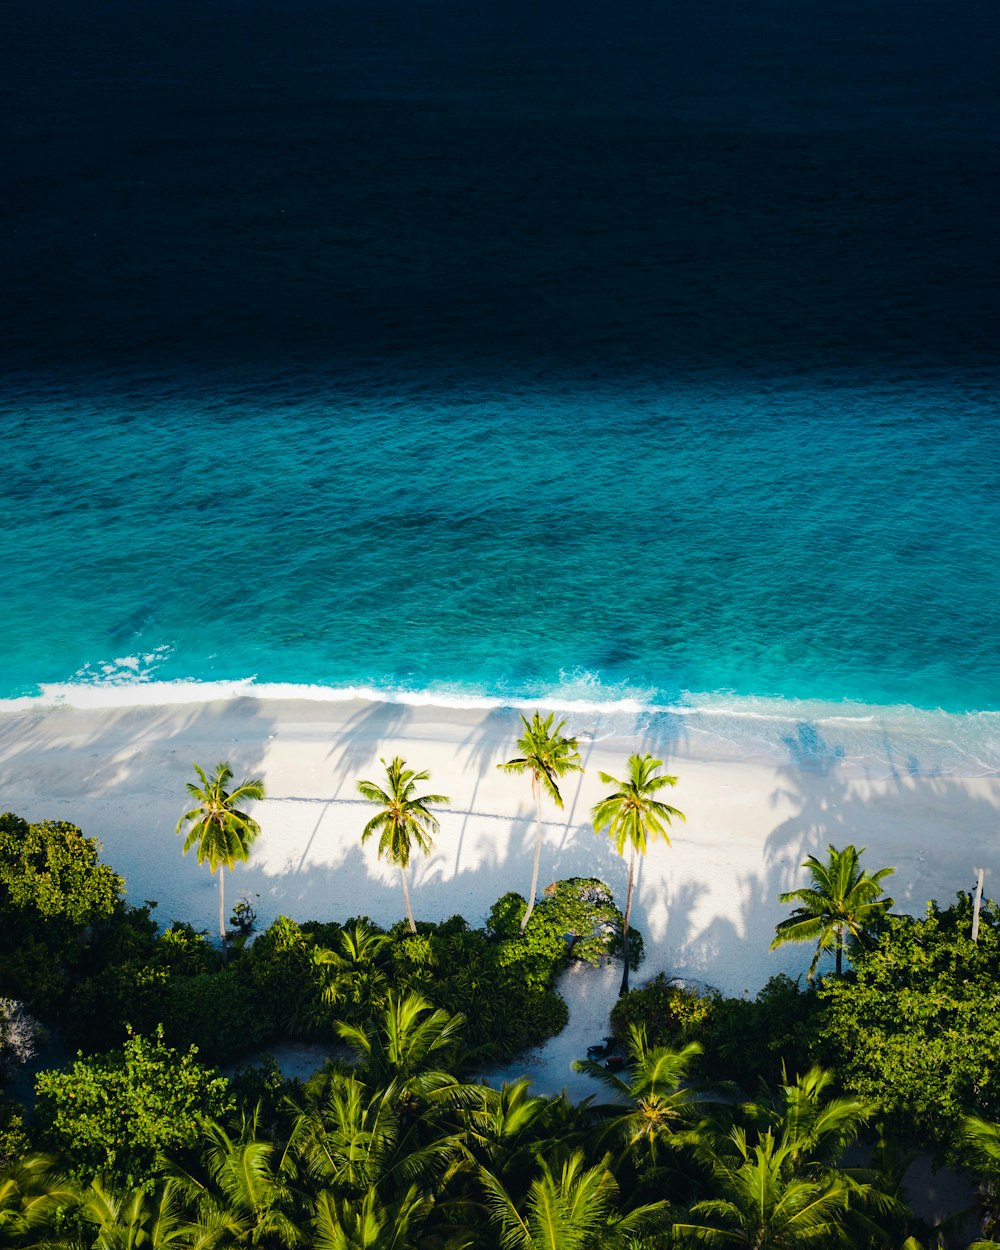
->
[0,814,127,1016]
[34,1026,234,1189]
[154,921,216,975]
[162,970,268,1064]
[817,892,1000,1153]
[0,813,125,927]
[244,915,326,1034]
[771,843,894,979]
[612,973,819,1088]
[0,1098,32,1169]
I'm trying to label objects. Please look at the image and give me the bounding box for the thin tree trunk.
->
[836,923,843,976]
[401,865,417,934]
[219,864,228,967]
[620,848,635,996]
[520,775,543,935]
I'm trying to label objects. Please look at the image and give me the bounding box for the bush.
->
[34,1026,234,1188]
[162,970,269,1064]
[612,973,818,1088]
[818,892,1000,1153]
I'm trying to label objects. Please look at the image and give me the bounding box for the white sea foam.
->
[2,671,997,777]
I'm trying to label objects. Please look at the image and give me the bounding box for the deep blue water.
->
[2,0,999,741]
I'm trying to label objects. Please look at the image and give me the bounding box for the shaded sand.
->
[1,695,999,997]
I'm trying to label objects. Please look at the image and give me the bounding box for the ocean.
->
[2,0,999,773]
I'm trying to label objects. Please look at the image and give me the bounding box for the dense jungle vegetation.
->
[3,809,1000,1248]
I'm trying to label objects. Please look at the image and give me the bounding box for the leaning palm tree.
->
[592,753,684,995]
[770,844,894,978]
[176,762,264,965]
[499,712,583,934]
[358,758,447,935]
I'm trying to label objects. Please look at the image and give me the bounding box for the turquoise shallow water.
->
[3,369,998,735]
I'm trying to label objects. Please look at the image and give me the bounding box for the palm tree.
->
[176,762,264,965]
[167,1109,300,1250]
[770,845,894,978]
[337,990,468,1106]
[573,1024,703,1168]
[357,758,447,935]
[961,1115,1000,1242]
[312,922,393,1026]
[78,1175,198,1250]
[0,1154,79,1247]
[479,1149,665,1250]
[499,712,583,934]
[673,1127,853,1250]
[592,754,684,995]
[310,1185,432,1250]
[675,1068,897,1250]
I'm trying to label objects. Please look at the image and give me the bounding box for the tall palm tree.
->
[499,712,583,934]
[357,758,447,935]
[591,754,684,995]
[770,845,894,978]
[176,762,265,965]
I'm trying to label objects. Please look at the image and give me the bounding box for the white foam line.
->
[0,677,995,731]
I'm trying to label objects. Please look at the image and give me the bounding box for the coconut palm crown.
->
[176,761,264,964]
[499,711,583,934]
[770,844,894,978]
[358,757,448,934]
[592,752,684,995]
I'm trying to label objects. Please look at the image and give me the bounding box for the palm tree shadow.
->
[454,706,522,876]
[326,700,413,799]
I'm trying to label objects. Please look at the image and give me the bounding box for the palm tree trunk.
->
[836,923,843,976]
[219,864,228,967]
[401,865,417,934]
[620,848,635,996]
[519,775,543,935]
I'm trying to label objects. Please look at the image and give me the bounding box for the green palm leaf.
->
[357,758,447,933]
[591,754,684,994]
[498,712,583,935]
[770,845,894,979]
[176,761,264,964]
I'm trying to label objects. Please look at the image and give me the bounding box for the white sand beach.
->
[2,693,998,1001]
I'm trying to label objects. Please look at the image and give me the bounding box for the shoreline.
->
[1,694,998,996]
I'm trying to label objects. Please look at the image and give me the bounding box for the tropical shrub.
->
[818,892,1000,1152]
[612,973,818,1087]
[34,1026,234,1188]
[0,814,128,1017]
[0,814,124,927]
[161,969,268,1064]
